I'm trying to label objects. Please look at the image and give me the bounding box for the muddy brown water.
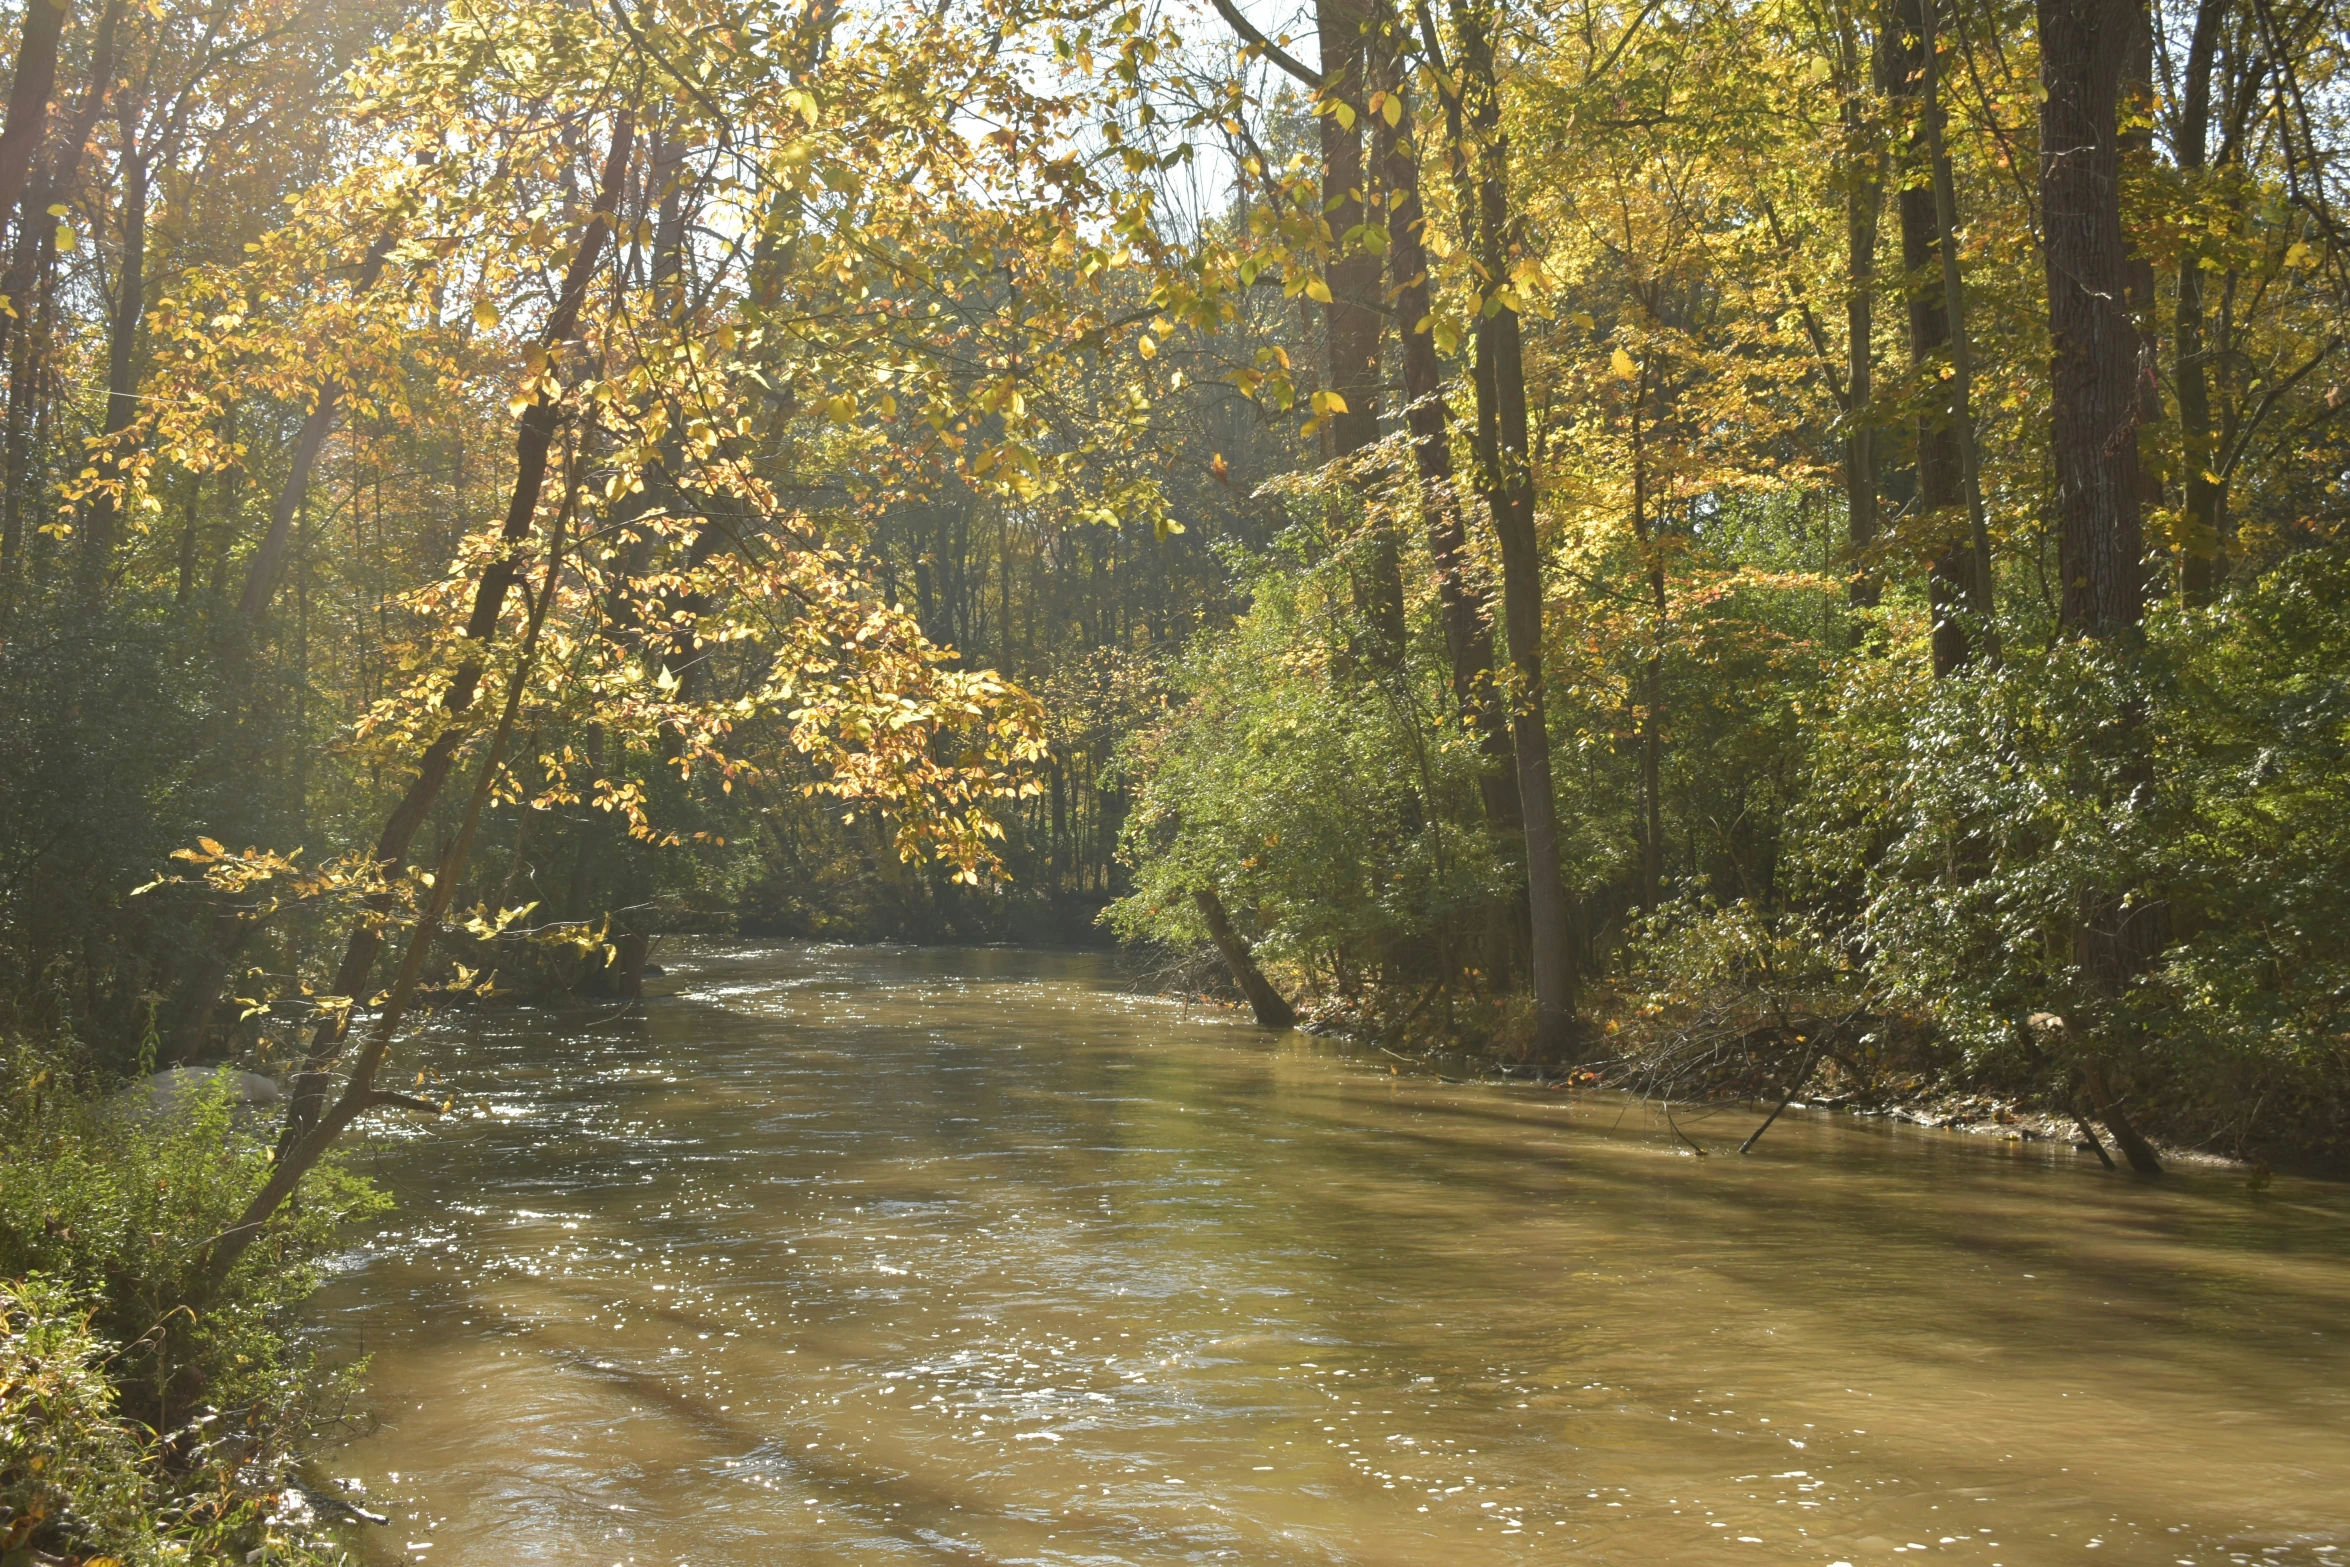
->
[314,941,2350,1566]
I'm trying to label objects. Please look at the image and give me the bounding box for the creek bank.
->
[1173,987,2257,1173]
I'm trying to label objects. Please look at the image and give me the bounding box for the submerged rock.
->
[113,1065,284,1120]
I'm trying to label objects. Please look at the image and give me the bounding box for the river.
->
[314,941,2350,1565]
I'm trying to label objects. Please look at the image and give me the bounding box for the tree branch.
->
[1207,0,1322,91]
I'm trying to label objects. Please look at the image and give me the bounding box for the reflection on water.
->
[317,942,2350,1565]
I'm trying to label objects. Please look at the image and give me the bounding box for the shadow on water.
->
[315,940,2350,1566]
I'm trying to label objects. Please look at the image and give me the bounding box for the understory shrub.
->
[1,1051,388,1562]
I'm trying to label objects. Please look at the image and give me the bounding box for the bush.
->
[1791,550,2350,1164]
[1106,530,1516,1023]
[0,1054,388,1562]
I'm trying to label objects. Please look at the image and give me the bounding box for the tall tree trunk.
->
[1369,9,1517,828]
[2040,0,2164,1174]
[280,111,636,1141]
[1844,74,1885,612]
[1888,0,1974,675]
[1194,887,1297,1029]
[2172,0,2225,601]
[2041,0,2148,635]
[0,0,117,593]
[0,0,67,233]
[1920,13,1997,644]
[1628,364,1665,912]
[1317,0,1405,668]
[1450,0,1578,1056]
[212,453,579,1289]
[75,119,146,601]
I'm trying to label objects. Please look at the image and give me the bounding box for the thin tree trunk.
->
[0,0,118,592]
[2172,0,2225,601]
[1317,0,1405,668]
[75,118,147,601]
[1920,13,1997,644]
[1450,0,1578,1055]
[1888,0,1974,675]
[0,0,67,232]
[1629,364,1665,912]
[1846,23,1887,611]
[1194,887,1297,1029]
[1370,8,1516,827]
[280,111,636,1140]
[233,232,398,624]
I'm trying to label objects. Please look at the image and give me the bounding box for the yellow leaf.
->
[1611,346,1638,380]
[1333,101,1356,130]
[1572,310,1596,330]
[1305,275,1333,304]
[1137,334,1157,359]
[473,299,500,330]
[55,224,75,253]
[1382,93,1403,127]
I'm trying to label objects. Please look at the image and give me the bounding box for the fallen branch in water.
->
[1740,1048,1822,1154]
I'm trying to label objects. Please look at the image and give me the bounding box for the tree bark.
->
[1370,12,1516,827]
[2171,0,2225,601]
[0,0,117,592]
[1450,0,1578,1055]
[2040,0,2165,1174]
[0,0,67,237]
[2040,0,2148,636]
[1194,887,1298,1029]
[1887,0,1975,675]
[74,113,146,599]
[1317,0,1405,669]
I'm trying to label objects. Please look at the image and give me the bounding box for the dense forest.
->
[0,0,2344,1550]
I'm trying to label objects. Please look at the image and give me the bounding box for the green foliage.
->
[1792,552,2350,1159]
[1107,527,1515,1006]
[0,1057,388,1561]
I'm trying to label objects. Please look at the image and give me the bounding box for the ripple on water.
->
[315,940,2350,1566]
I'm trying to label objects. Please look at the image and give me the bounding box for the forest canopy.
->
[0,0,2346,1548]
[0,0,2343,1239]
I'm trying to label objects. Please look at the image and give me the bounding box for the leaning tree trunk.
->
[1194,888,1297,1030]
[2039,0,2164,1174]
[279,110,637,1144]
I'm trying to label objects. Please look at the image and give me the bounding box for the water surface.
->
[318,941,2350,1565]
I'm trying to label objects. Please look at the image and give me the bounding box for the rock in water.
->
[115,1065,285,1120]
